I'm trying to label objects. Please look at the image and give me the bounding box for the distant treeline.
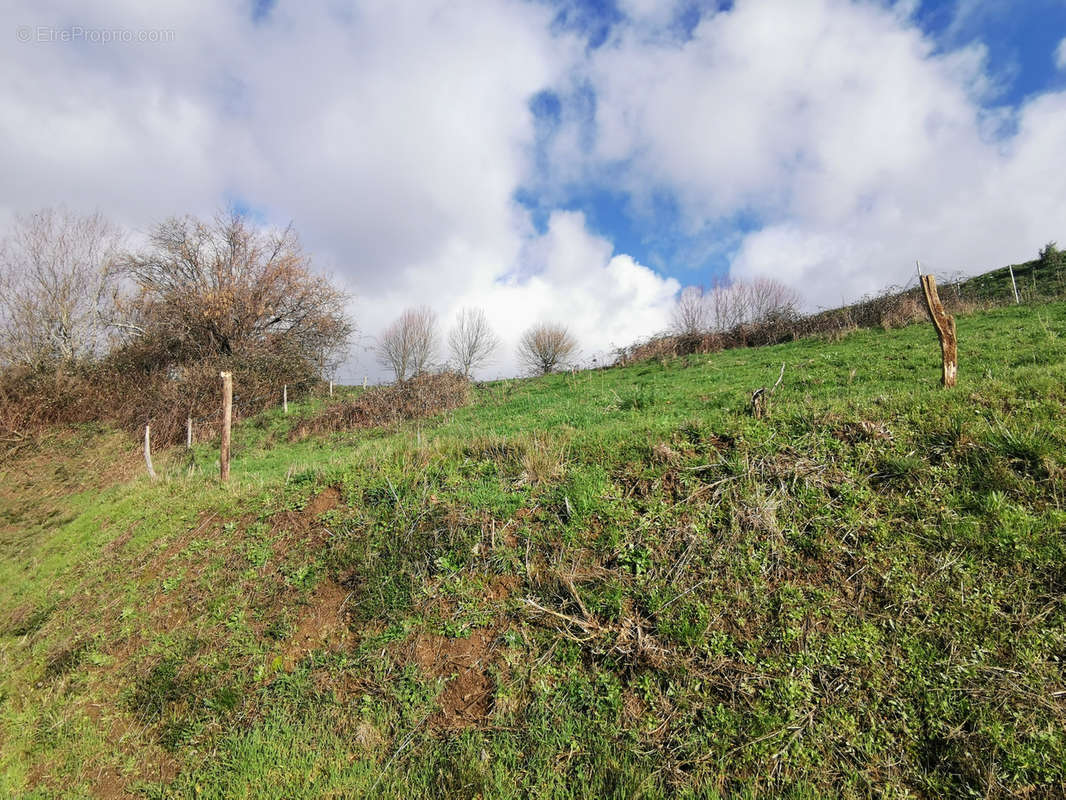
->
[615,244,1066,366]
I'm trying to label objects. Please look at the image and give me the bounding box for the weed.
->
[518,433,568,486]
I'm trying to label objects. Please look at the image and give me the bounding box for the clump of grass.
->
[461,435,525,465]
[871,452,926,485]
[43,638,92,679]
[2,604,53,637]
[517,433,568,486]
[126,654,197,722]
[987,424,1056,478]
[611,382,657,411]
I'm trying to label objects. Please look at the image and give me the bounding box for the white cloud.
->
[366,211,679,378]
[944,0,1007,42]
[0,0,682,380]
[493,211,680,369]
[569,0,1066,309]
[1056,37,1066,71]
[3,0,1066,381]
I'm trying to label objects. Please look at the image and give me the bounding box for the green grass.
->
[2,301,1066,799]
[961,257,1066,303]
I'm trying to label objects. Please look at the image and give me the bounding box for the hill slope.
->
[2,301,1066,799]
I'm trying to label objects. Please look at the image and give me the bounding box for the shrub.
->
[296,372,469,436]
[615,279,979,367]
[0,352,317,447]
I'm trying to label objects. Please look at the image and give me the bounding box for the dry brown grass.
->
[0,355,317,448]
[516,433,568,486]
[615,281,983,366]
[296,372,470,437]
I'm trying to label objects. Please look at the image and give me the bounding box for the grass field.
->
[961,258,1066,304]
[2,300,1065,799]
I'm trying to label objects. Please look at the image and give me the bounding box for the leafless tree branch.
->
[377,306,439,382]
[0,208,123,370]
[516,322,578,375]
[447,307,499,378]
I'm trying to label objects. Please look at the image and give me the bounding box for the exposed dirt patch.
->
[281,579,352,669]
[305,486,342,516]
[104,527,135,554]
[26,702,180,800]
[269,486,343,562]
[483,574,519,602]
[703,433,736,451]
[91,769,129,800]
[499,526,519,548]
[312,670,372,706]
[142,590,192,635]
[410,627,501,730]
[616,468,686,503]
[390,571,518,729]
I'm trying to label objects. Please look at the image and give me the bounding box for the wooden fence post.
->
[220,371,232,483]
[283,384,288,414]
[144,424,157,480]
[329,380,333,398]
[919,274,957,387]
[186,416,193,449]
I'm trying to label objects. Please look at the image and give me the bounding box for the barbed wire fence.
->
[142,376,351,482]
[138,344,391,481]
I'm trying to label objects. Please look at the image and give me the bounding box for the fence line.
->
[141,263,1064,480]
[146,375,355,480]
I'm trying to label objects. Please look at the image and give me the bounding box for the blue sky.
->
[917,0,1066,102]
[3,0,1066,378]
[517,0,1066,288]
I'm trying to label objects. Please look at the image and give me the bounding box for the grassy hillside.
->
[2,301,1066,799]
[960,257,1066,304]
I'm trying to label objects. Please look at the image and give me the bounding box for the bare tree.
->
[706,282,733,332]
[516,322,578,375]
[447,307,499,378]
[745,277,801,324]
[0,208,123,370]
[702,278,801,331]
[377,305,439,382]
[671,286,710,337]
[117,211,352,375]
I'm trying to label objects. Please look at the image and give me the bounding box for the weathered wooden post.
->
[144,424,157,480]
[329,380,333,398]
[220,371,233,483]
[749,363,785,419]
[919,273,957,387]
[186,415,193,449]
[283,384,288,414]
